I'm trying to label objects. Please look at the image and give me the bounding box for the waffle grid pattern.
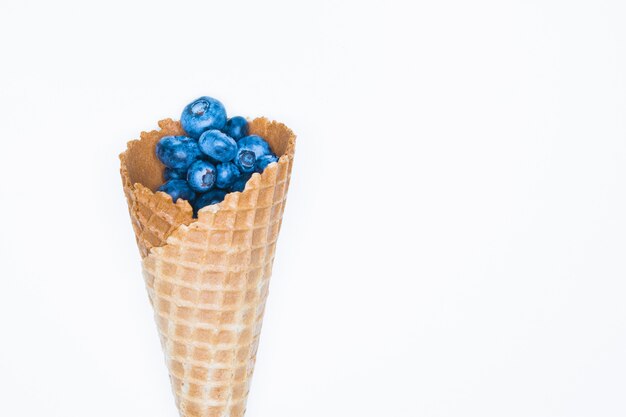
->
[143,162,290,417]
[131,186,194,258]
[121,118,295,417]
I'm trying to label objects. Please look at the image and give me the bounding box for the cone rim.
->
[119,117,296,256]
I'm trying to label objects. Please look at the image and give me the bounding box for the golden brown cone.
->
[120,117,296,417]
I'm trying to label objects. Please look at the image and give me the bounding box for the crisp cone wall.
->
[120,118,296,417]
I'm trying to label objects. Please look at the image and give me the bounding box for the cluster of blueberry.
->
[155,96,278,215]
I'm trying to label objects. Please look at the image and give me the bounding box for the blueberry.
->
[193,189,228,214]
[180,96,227,138]
[230,173,253,192]
[223,116,249,140]
[187,160,217,192]
[156,136,201,170]
[234,148,256,173]
[255,154,279,173]
[215,162,241,189]
[157,179,196,203]
[237,135,273,158]
[163,168,186,181]
[198,130,238,162]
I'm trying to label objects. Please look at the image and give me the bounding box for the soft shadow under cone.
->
[120,118,296,417]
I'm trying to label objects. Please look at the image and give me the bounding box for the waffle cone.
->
[120,118,296,417]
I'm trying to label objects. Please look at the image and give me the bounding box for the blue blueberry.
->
[198,130,238,162]
[157,179,196,203]
[180,96,227,138]
[156,136,201,170]
[186,160,217,192]
[163,168,186,181]
[223,116,249,140]
[215,162,241,189]
[237,135,273,158]
[193,189,228,214]
[234,148,256,173]
[230,173,253,192]
[255,154,279,173]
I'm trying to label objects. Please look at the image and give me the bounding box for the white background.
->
[0,1,625,416]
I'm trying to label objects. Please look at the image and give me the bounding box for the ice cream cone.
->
[120,117,296,417]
